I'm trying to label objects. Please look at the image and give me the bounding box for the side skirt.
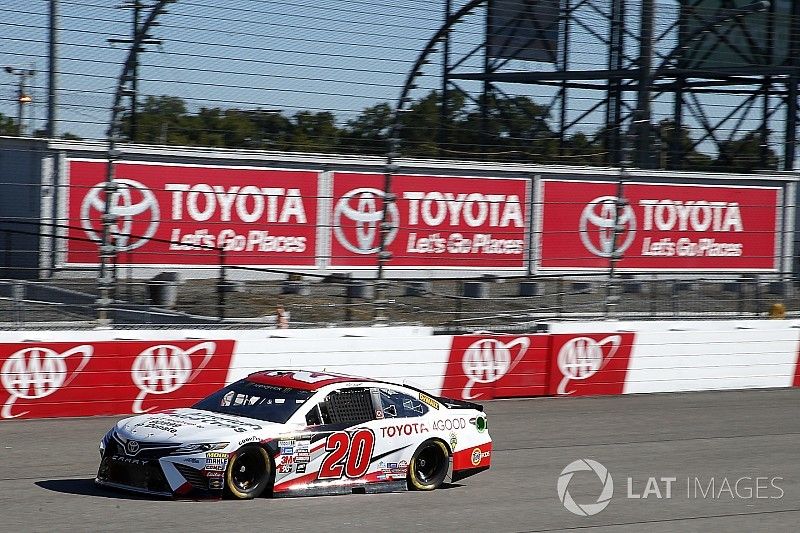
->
[452,466,489,483]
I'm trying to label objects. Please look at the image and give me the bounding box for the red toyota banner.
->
[441,334,550,400]
[547,333,636,396]
[330,172,529,268]
[0,340,234,419]
[539,179,780,270]
[66,160,318,266]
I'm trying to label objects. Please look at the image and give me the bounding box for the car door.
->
[370,387,431,481]
[300,386,382,485]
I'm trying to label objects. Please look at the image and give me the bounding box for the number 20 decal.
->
[319,429,375,479]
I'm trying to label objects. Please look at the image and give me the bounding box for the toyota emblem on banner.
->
[333,188,399,255]
[80,178,160,252]
[579,196,636,258]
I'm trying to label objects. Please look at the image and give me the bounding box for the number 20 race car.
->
[95,370,492,499]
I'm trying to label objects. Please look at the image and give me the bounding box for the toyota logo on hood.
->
[126,439,140,455]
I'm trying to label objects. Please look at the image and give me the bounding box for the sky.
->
[0,0,790,165]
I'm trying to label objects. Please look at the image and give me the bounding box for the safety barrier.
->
[1,320,799,420]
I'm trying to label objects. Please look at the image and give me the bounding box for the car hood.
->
[116,408,286,444]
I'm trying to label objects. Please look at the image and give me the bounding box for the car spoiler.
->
[438,396,484,412]
[398,382,484,412]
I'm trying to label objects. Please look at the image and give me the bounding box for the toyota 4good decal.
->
[66,160,318,266]
[441,334,549,400]
[547,333,636,396]
[0,340,234,419]
[539,179,780,270]
[330,172,528,268]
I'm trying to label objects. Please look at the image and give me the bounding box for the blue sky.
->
[0,0,787,164]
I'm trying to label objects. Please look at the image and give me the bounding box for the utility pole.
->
[108,1,162,142]
[634,0,654,169]
[4,66,35,136]
[47,0,58,138]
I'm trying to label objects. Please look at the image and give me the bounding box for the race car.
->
[95,370,492,499]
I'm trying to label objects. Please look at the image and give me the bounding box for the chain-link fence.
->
[1,273,793,331]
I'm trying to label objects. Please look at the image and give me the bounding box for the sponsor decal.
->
[67,161,318,266]
[205,452,228,459]
[182,457,201,464]
[281,447,294,455]
[209,478,224,489]
[238,436,258,446]
[470,447,491,466]
[431,418,467,431]
[0,344,92,419]
[540,180,779,270]
[380,422,430,438]
[330,172,528,268]
[170,410,261,433]
[295,453,310,463]
[418,393,440,410]
[204,463,225,472]
[295,463,307,474]
[441,335,549,400]
[277,440,295,448]
[548,333,636,396]
[278,463,294,474]
[449,433,458,451]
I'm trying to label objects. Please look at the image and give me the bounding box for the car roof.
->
[246,370,377,391]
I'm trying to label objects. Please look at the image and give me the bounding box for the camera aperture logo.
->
[557,459,614,517]
[558,459,786,517]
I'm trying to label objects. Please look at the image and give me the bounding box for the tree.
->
[341,102,393,155]
[0,113,18,135]
[714,132,778,173]
[288,111,339,152]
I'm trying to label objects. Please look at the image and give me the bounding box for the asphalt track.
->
[2,389,800,532]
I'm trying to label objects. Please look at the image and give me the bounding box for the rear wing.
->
[438,396,483,412]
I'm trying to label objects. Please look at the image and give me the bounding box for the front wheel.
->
[408,439,449,491]
[224,445,272,499]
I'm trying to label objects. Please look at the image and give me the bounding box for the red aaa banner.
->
[66,160,318,266]
[540,180,779,270]
[441,335,550,400]
[0,340,234,419]
[547,333,636,396]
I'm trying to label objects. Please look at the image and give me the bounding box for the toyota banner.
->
[66,160,319,266]
[330,172,529,268]
[539,179,781,271]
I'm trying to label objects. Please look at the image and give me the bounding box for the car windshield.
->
[193,379,314,424]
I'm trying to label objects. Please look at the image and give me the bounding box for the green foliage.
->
[0,113,18,135]
[115,94,779,172]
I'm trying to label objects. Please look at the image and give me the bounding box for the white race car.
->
[96,370,492,499]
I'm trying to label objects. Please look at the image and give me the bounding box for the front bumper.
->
[96,438,227,500]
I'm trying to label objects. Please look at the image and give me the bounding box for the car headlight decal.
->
[170,442,229,455]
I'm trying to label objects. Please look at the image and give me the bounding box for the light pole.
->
[4,66,35,136]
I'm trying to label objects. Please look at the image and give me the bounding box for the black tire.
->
[224,445,272,499]
[407,439,449,491]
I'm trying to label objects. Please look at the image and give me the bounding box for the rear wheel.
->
[407,439,449,491]
[224,445,272,499]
